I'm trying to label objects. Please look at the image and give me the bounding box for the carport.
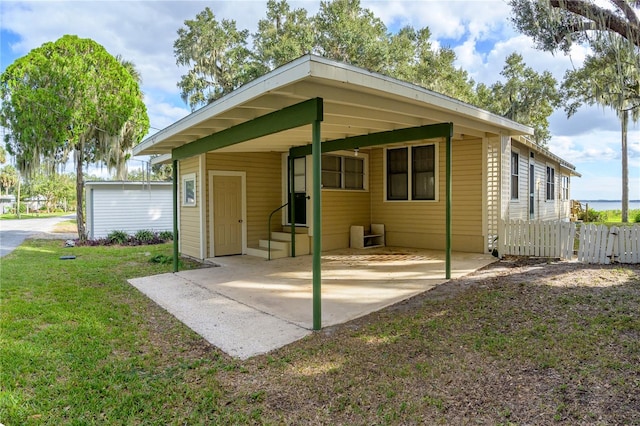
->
[133,55,531,333]
[168,98,454,331]
[129,246,495,359]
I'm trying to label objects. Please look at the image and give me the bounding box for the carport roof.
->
[133,55,533,157]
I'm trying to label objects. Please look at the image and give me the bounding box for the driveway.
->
[0,214,76,257]
[129,247,496,359]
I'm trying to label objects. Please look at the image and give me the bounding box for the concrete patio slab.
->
[129,247,495,359]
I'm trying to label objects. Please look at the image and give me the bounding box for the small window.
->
[546,166,555,201]
[412,145,435,200]
[561,175,570,200]
[511,151,519,200]
[386,144,436,201]
[321,154,364,190]
[182,173,196,206]
[387,148,408,200]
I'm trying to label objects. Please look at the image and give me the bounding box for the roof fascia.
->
[134,55,315,156]
[172,98,323,161]
[306,56,533,136]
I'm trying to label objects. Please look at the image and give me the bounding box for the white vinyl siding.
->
[85,182,172,240]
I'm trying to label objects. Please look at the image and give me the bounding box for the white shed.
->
[85,181,173,239]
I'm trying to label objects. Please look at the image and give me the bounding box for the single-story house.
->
[133,55,579,329]
[85,181,172,239]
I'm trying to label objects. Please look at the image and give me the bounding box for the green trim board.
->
[172,97,324,161]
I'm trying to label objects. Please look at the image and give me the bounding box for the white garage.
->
[85,181,173,239]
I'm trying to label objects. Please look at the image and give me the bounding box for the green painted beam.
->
[172,97,324,161]
[289,122,453,158]
[172,159,179,273]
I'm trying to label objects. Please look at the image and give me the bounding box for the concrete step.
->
[246,246,288,260]
[259,239,289,251]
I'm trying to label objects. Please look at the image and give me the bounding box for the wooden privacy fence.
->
[499,221,640,264]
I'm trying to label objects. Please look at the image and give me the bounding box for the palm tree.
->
[563,36,640,222]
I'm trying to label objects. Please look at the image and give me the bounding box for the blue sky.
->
[1,0,638,200]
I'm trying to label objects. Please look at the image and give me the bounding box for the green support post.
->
[445,134,452,279]
[172,159,179,273]
[289,154,296,257]
[312,120,322,330]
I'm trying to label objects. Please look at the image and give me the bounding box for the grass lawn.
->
[0,212,72,220]
[2,240,639,424]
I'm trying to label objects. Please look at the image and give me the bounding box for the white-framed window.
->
[182,173,196,206]
[321,153,366,190]
[561,175,570,200]
[511,151,519,200]
[385,144,437,201]
[546,166,555,201]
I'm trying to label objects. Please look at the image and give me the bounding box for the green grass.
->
[0,240,249,425]
[2,240,639,424]
[591,208,640,224]
[0,211,71,220]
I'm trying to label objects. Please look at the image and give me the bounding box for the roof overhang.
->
[134,55,533,157]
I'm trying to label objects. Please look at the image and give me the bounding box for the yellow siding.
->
[178,157,201,259]
[321,190,370,250]
[370,139,485,253]
[206,152,281,252]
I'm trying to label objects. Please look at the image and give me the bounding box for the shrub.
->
[135,229,156,243]
[158,230,173,241]
[633,210,640,223]
[107,230,129,245]
[579,208,606,223]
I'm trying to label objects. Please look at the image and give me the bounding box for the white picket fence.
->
[577,223,640,264]
[499,220,640,264]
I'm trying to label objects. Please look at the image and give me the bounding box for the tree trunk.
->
[16,177,21,219]
[75,148,87,240]
[621,110,628,223]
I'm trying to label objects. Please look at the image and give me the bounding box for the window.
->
[182,173,196,206]
[321,154,365,190]
[546,166,555,200]
[386,145,436,201]
[561,175,570,200]
[511,151,519,200]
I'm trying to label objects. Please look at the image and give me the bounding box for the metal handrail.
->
[267,202,288,260]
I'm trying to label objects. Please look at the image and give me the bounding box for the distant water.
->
[580,200,640,211]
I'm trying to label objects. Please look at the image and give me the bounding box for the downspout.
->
[172,159,179,273]
[312,119,322,330]
[445,128,452,279]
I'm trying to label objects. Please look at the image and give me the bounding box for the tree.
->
[0,35,149,238]
[174,7,258,110]
[510,0,640,221]
[22,172,75,212]
[562,37,639,222]
[253,0,315,71]
[0,165,18,195]
[314,0,389,72]
[509,0,640,52]
[476,53,560,145]
[386,27,476,103]
[0,145,6,164]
